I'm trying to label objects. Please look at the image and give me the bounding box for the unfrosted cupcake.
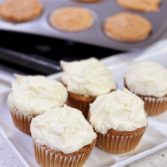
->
[60,58,116,118]
[8,75,67,135]
[125,61,167,116]
[89,89,147,154]
[31,105,96,167]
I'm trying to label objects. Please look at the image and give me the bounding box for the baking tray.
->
[0,0,167,51]
[1,40,167,167]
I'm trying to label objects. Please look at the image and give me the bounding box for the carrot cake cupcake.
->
[89,89,147,154]
[31,105,96,167]
[49,7,94,32]
[78,0,100,2]
[117,0,160,12]
[0,0,43,23]
[60,58,116,118]
[8,75,67,135]
[125,61,167,116]
[103,12,152,42]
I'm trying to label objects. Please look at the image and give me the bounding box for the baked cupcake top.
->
[49,7,94,32]
[103,12,152,42]
[0,0,43,23]
[30,105,97,154]
[60,58,116,96]
[8,75,67,115]
[125,61,167,97]
[117,0,160,12]
[89,89,147,134]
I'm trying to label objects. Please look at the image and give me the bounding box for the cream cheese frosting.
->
[60,58,116,96]
[89,89,147,134]
[125,61,167,97]
[30,105,97,154]
[8,75,67,115]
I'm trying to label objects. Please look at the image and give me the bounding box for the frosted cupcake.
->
[8,75,67,135]
[60,58,116,118]
[31,105,96,167]
[89,89,147,154]
[125,61,167,116]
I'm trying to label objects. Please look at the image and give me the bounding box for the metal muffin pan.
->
[0,0,167,50]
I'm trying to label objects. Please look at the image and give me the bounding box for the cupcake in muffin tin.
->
[0,0,43,23]
[7,75,67,135]
[49,7,95,32]
[117,0,161,12]
[103,12,152,42]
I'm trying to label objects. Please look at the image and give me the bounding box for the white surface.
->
[0,128,29,167]
[128,148,167,167]
[1,40,167,167]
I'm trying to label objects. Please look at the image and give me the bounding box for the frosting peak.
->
[8,75,67,115]
[30,105,97,154]
[89,89,147,134]
[125,61,167,97]
[61,58,116,96]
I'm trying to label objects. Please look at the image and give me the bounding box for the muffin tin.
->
[0,0,167,50]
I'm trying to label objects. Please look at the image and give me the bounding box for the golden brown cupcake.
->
[49,7,94,32]
[7,75,67,135]
[103,12,152,42]
[0,0,43,23]
[89,89,147,154]
[117,0,161,12]
[30,105,97,167]
[125,61,167,116]
[77,0,100,2]
[60,58,116,118]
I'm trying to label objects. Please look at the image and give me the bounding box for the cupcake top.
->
[89,89,147,134]
[60,58,116,96]
[8,75,67,115]
[30,105,97,154]
[125,61,167,97]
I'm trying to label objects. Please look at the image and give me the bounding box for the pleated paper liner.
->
[34,140,96,167]
[10,107,36,135]
[67,91,95,118]
[124,81,167,116]
[138,95,167,116]
[96,127,146,154]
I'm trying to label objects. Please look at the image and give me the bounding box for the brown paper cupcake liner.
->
[34,140,96,167]
[138,95,167,116]
[124,81,167,116]
[10,108,36,135]
[67,91,95,118]
[96,127,146,154]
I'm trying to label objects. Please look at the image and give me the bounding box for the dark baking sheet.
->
[0,0,167,51]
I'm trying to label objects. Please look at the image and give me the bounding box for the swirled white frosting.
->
[60,58,116,96]
[30,105,97,154]
[125,61,167,97]
[89,89,147,134]
[8,75,67,115]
